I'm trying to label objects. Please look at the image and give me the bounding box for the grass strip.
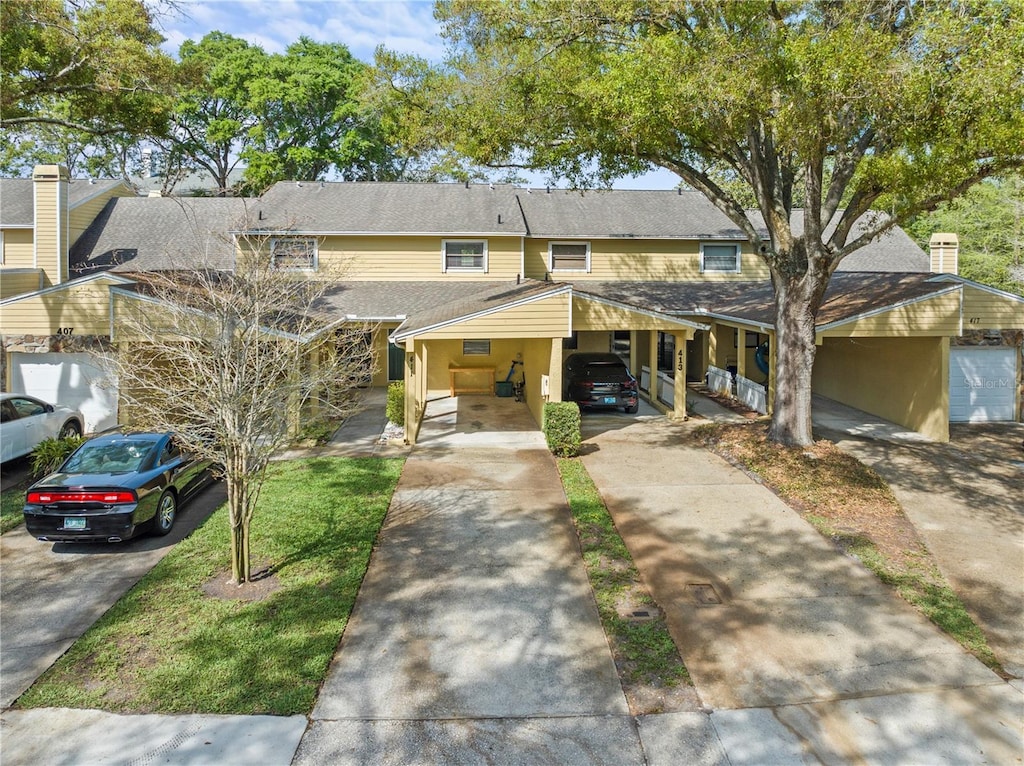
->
[1,476,30,534]
[698,423,1003,674]
[16,456,404,715]
[557,457,690,691]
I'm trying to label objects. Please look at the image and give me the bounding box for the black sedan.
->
[23,431,214,543]
[564,352,640,414]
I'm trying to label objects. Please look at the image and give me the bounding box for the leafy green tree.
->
[908,173,1024,296]
[1,0,175,136]
[377,0,1024,446]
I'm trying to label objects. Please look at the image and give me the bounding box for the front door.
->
[387,342,405,381]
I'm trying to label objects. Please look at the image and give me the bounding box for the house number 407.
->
[56,327,74,335]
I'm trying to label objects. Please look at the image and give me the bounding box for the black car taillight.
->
[27,490,137,504]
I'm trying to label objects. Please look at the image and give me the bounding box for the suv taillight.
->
[27,490,136,504]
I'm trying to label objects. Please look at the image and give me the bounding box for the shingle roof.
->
[0,177,127,227]
[517,188,748,239]
[314,279,568,339]
[255,182,528,235]
[572,273,957,329]
[69,197,250,276]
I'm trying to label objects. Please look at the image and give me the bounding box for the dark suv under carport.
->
[564,352,639,414]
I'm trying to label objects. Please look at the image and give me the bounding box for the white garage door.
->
[949,347,1017,422]
[10,352,119,433]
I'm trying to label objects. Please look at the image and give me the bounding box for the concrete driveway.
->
[819,418,1024,679]
[296,396,641,764]
[582,416,1022,763]
[0,482,225,708]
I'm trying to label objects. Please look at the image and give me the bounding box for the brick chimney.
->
[929,233,959,275]
[32,164,71,286]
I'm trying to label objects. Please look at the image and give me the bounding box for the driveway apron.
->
[297,397,640,765]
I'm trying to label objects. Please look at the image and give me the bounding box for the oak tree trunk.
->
[767,264,830,448]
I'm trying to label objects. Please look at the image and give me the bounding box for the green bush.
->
[386,380,405,427]
[31,435,85,478]
[544,401,581,457]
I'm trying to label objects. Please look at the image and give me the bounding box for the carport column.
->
[648,331,659,399]
[629,331,640,382]
[403,339,419,445]
[548,337,563,403]
[673,331,688,420]
[736,328,747,380]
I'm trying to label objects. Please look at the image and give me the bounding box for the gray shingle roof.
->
[573,273,956,328]
[69,197,249,276]
[255,182,528,235]
[517,188,749,239]
[0,177,127,227]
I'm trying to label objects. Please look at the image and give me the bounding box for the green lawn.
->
[558,458,690,693]
[16,456,404,715]
[1,471,30,534]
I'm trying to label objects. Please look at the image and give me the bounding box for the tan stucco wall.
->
[317,234,524,281]
[2,228,35,268]
[813,335,950,441]
[525,238,769,282]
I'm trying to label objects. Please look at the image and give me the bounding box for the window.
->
[443,240,487,272]
[463,339,491,356]
[271,237,317,270]
[700,243,741,273]
[549,241,590,272]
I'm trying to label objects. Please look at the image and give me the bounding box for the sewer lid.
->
[687,583,722,606]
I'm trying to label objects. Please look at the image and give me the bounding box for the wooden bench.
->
[448,365,496,397]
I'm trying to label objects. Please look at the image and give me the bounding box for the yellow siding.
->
[961,285,1024,330]
[2,229,35,268]
[2,279,117,335]
[814,336,949,441]
[33,177,67,287]
[525,238,770,282]
[316,235,523,281]
[818,291,962,338]
[0,270,43,299]
[418,293,571,340]
[573,296,695,333]
[70,185,132,244]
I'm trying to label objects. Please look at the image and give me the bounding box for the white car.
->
[0,393,84,462]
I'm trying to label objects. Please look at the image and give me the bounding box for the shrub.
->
[544,401,581,457]
[31,435,85,478]
[386,380,405,427]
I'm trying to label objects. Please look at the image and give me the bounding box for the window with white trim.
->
[700,243,741,273]
[549,241,590,272]
[443,240,487,272]
[271,237,317,271]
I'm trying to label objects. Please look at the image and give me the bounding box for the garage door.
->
[949,347,1017,422]
[9,352,119,433]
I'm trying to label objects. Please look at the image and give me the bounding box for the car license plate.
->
[603,396,617,404]
[63,517,87,530]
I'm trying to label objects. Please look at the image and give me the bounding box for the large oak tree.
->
[377,0,1024,445]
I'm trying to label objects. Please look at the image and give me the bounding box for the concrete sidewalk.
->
[582,416,1023,764]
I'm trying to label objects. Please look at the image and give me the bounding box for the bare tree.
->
[108,222,375,584]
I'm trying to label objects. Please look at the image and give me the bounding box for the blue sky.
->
[157,0,680,189]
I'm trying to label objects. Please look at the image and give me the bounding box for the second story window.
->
[271,237,317,271]
[700,243,741,273]
[549,242,590,272]
[443,240,487,272]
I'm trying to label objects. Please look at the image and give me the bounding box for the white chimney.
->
[929,233,959,275]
